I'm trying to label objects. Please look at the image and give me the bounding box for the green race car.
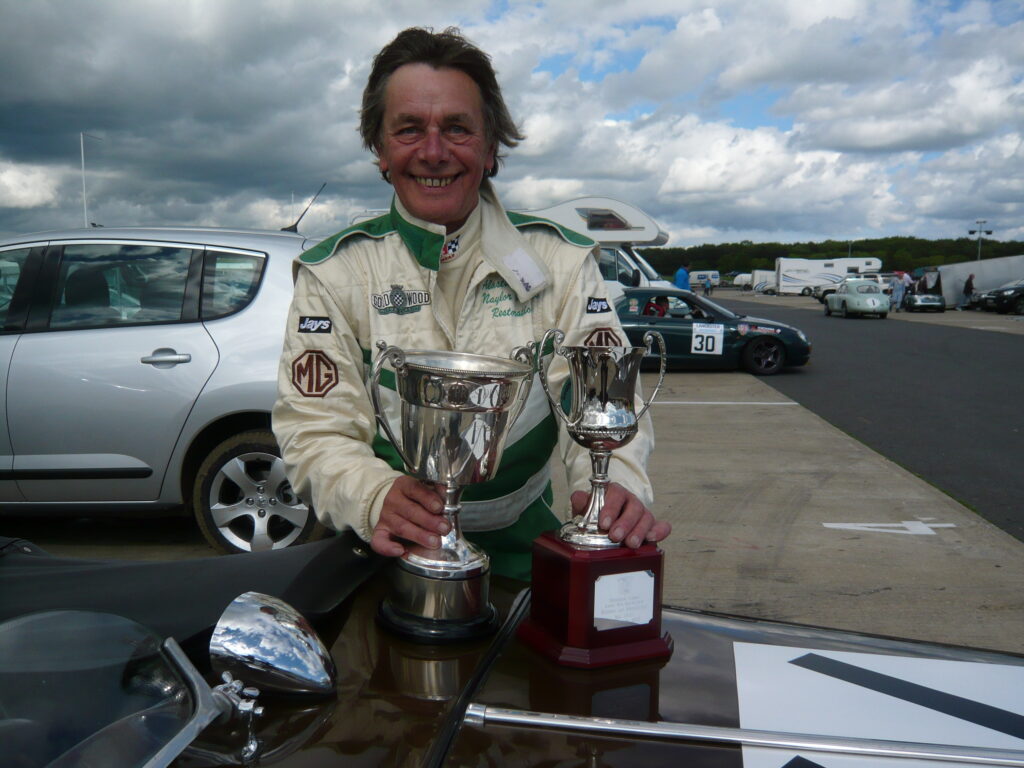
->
[615,287,811,375]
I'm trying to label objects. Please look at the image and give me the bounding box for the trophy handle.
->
[634,331,667,423]
[507,344,536,426]
[369,340,414,469]
[536,328,578,430]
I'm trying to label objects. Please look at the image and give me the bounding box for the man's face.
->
[377,63,495,233]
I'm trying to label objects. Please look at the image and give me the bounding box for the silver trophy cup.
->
[538,328,666,549]
[370,342,534,638]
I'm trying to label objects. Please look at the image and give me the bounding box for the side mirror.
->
[210,592,336,696]
[630,269,642,287]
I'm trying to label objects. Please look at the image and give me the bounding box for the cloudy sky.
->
[1,0,1022,247]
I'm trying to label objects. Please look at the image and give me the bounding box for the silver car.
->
[0,226,326,553]
[823,279,889,318]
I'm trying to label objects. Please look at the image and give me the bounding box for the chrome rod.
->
[464,704,1024,766]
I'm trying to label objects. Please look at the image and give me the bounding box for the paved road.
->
[716,294,1024,542]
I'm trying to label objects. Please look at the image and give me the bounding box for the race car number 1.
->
[691,323,725,355]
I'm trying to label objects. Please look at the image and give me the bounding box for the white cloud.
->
[0,0,1021,245]
[0,161,63,209]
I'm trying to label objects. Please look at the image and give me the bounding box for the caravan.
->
[775,257,882,296]
[522,197,674,300]
[751,269,777,294]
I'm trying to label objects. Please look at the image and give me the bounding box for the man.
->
[674,263,690,291]
[273,27,669,580]
[890,274,905,311]
[957,273,975,310]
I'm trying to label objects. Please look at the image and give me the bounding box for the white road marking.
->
[823,521,956,535]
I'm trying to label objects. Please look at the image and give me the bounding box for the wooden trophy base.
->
[517,531,673,669]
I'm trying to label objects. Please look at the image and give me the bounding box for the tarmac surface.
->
[4,295,1023,657]
[588,296,1024,656]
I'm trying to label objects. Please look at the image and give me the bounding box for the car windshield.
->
[855,284,880,294]
[0,610,196,767]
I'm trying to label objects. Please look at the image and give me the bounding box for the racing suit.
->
[273,188,654,580]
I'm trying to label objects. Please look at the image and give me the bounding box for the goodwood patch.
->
[372,284,431,315]
[291,350,338,397]
[586,297,611,313]
[298,316,332,333]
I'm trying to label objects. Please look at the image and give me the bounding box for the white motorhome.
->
[775,257,882,296]
[751,269,776,294]
[690,269,721,289]
[522,197,673,300]
[934,254,1024,307]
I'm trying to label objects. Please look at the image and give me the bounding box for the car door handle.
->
[141,348,192,367]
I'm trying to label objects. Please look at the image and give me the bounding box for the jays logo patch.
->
[586,297,611,313]
[298,316,332,333]
[371,284,431,315]
[291,350,338,397]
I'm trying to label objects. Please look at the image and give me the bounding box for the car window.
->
[0,247,31,327]
[49,243,194,330]
[855,284,880,294]
[597,247,636,285]
[201,250,265,320]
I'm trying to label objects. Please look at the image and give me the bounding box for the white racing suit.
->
[272,189,654,580]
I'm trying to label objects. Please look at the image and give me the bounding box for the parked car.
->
[902,292,946,312]
[824,279,889,318]
[616,287,811,375]
[813,273,888,304]
[0,226,327,553]
[979,278,1024,314]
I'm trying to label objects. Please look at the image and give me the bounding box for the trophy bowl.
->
[370,342,534,640]
[538,328,666,549]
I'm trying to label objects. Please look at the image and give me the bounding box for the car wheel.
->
[801,287,812,296]
[193,429,328,554]
[839,302,848,318]
[742,337,785,376]
[1014,297,1024,315]
[824,302,832,316]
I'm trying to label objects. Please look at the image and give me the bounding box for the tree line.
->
[638,237,1024,278]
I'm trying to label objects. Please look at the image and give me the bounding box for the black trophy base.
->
[377,598,499,643]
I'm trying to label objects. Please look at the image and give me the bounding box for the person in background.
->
[643,295,669,316]
[890,274,905,311]
[957,273,975,310]
[674,263,690,291]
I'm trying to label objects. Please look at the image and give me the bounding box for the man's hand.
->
[570,482,671,548]
[371,475,449,557]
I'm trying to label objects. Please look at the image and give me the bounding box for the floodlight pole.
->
[968,219,993,261]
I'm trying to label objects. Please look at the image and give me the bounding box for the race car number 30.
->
[691,323,725,355]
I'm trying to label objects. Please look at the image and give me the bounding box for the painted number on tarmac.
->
[691,323,725,355]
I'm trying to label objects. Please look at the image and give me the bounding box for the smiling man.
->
[273,27,670,580]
